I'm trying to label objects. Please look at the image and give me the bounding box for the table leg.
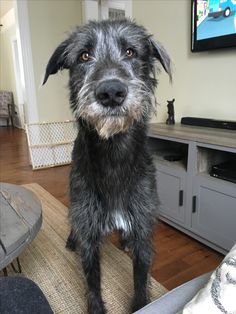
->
[3,268,8,276]
[11,258,22,273]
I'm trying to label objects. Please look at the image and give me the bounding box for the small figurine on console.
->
[166,98,175,125]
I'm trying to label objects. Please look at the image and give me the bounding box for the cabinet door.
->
[192,177,236,251]
[156,168,185,225]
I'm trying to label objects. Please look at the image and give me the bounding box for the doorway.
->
[83,0,132,23]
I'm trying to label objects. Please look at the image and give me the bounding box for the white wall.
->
[27,0,82,123]
[133,0,236,123]
[0,9,16,93]
[0,7,21,127]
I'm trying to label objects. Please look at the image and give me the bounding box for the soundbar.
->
[181,117,236,130]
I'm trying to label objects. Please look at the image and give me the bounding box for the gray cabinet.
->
[149,136,188,226]
[192,176,236,251]
[156,168,186,225]
[149,123,236,254]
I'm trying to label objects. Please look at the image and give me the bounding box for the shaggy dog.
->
[43,19,171,314]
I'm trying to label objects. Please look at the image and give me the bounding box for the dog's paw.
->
[132,296,149,313]
[123,245,130,252]
[120,238,130,252]
[65,236,77,251]
[88,294,106,314]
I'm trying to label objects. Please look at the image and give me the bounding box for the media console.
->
[148,123,236,254]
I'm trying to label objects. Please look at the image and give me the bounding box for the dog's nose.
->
[95,80,128,107]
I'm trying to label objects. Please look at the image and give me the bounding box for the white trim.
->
[14,0,38,124]
[82,0,99,23]
[82,0,132,22]
[125,0,132,18]
[11,37,25,128]
[100,0,132,20]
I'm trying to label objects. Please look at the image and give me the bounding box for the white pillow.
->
[180,243,236,314]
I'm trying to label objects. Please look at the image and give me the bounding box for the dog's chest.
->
[113,212,129,231]
[104,211,131,234]
[90,148,134,195]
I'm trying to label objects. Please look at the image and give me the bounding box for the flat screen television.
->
[191,0,236,51]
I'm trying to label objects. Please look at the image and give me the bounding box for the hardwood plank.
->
[153,242,203,271]
[152,259,189,283]
[0,127,224,289]
[0,128,70,207]
[163,255,221,290]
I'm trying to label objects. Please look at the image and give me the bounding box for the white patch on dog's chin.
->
[76,101,135,139]
[96,116,131,139]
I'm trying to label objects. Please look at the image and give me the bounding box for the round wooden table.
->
[0,183,42,274]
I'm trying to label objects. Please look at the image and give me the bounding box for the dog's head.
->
[43,19,171,139]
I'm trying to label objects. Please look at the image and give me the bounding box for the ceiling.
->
[0,0,14,18]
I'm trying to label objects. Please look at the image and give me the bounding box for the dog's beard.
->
[76,102,141,139]
[75,80,155,139]
[94,115,134,139]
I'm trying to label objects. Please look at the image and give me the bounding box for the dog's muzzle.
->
[95,79,128,108]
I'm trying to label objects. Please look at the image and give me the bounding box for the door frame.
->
[14,0,38,125]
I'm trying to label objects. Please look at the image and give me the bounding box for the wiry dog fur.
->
[43,19,171,314]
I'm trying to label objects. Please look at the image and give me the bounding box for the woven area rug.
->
[6,183,167,313]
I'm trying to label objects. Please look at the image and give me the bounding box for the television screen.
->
[191,0,236,51]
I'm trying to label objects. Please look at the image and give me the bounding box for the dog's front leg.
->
[132,240,152,312]
[80,239,106,314]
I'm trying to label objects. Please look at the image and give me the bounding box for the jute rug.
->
[7,183,167,313]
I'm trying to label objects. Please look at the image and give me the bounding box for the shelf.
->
[152,150,187,172]
[196,172,236,188]
[148,137,188,171]
[197,145,236,174]
[149,123,236,149]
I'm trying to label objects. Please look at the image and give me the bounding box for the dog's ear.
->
[43,39,71,85]
[149,38,172,82]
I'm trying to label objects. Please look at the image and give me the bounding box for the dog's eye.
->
[80,52,91,62]
[126,48,135,58]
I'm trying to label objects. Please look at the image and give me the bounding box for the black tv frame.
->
[191,0,236,52]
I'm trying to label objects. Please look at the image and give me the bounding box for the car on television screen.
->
[208,0,236,18]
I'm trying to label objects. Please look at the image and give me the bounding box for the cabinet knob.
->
[179,190,184,207]
[192,196,197,213]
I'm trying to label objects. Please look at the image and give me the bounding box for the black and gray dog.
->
[43,19,171,314]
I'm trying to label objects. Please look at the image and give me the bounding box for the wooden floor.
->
[0,127,223,290]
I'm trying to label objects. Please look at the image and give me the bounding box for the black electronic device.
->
[164,154,183,162]
[210,159,236,184]
[191,0,236,52]
[181,117,236,130]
